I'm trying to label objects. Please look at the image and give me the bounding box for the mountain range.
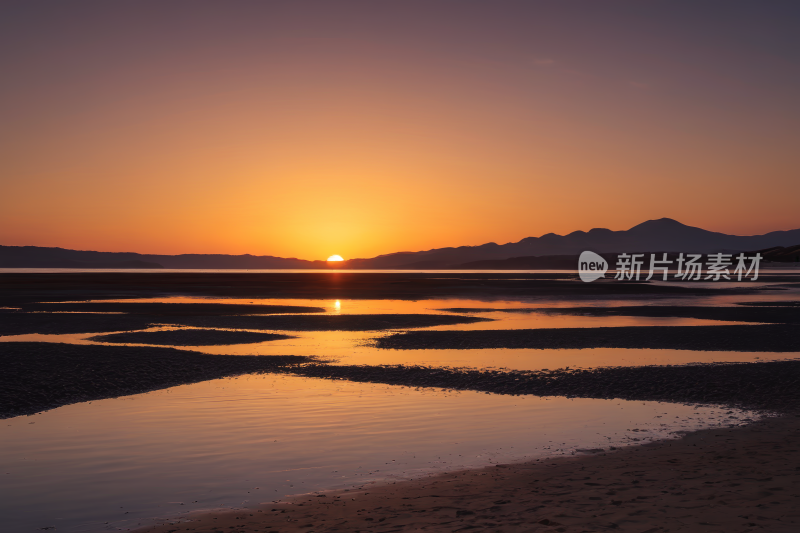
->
[2,218,799,269]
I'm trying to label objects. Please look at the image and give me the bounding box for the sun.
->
[327,255,344,262]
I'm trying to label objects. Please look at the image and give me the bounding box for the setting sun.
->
[327,255,344,262]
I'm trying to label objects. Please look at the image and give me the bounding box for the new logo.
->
[578,251,608,282]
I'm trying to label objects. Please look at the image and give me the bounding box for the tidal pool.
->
[0,373,759,532]
[4,295,793,374]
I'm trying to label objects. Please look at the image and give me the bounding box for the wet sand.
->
[0,342,309,418]
[138,413,800,533]
[439,305,800,324]
[377,324,798,352]
[739,301,800,307]
[0,310,488,336]
[169,313,492,331]
[0,312,159,335]
[285,360,800,411]
[5,342,798,419]
[17,301,326,315]
[523,305,800,324]
[88,328,294,346]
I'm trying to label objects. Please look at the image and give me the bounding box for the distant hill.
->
[453,255,594,270]
[2,218,799,269]
[0,246,324,269]
[345,218,800,268]
[757,245,800,263]
[452,247,800,270]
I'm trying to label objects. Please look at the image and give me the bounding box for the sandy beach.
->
[139,413,800,533]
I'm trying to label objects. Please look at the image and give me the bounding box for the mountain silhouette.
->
[344,218,800,268]
[2,218,798,269]
[0,247,325,269]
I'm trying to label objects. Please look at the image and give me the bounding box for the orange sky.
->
[1,2,799,260]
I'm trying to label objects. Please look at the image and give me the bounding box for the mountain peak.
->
[628,218,688,231]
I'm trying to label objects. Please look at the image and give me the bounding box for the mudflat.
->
[439,305,800,323]
[376,324,798,352]
[168,313,492,331]
[16,301,326,315]
[88,328,295,346]
[285,360,800,412]
[2,271,799,532]
[0,310,488,336]
[0,342,309,418]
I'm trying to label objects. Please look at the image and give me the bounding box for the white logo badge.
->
[578,251,607,283]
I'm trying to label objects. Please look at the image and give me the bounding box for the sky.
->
[1,1,799,261]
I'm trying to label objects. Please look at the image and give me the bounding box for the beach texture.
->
[139,413,800,532]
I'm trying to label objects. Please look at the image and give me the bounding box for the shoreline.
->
[286,360,800,413]
[3,271,798,531]
[0,342,310,419]
[376,324,800,352]
[5,343,799,419]
[137,411,800,532]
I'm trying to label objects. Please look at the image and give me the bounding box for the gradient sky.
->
[2,1,799,260]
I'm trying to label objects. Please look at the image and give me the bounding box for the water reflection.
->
[2,289,795,531]
[3,294,798,371]
[0,374,759,532]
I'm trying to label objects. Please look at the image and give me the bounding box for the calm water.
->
[1,374,760,532]
[5,294,798,371]
[2,285,798,532]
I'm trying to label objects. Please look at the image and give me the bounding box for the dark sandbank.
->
[439,307,545,313]
[528,305,800,323]
[286,359,800,411]
[738,300,800,307]
[376,324,798,352]
[440,305,800,323]
[19,301,325,315]
[0,312,159,336]
[0,310,490,336]
[169,313,493,331]
[0,342,309,418]
[88,328,294,346]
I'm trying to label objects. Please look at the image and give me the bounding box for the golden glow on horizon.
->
[327,255,344,262]
[1,4,799,260]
